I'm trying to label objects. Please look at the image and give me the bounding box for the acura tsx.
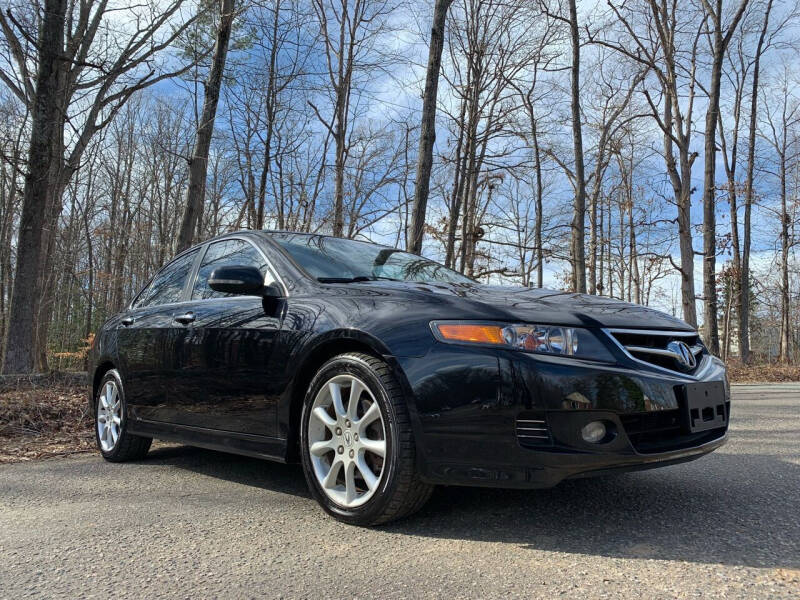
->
[89,230,729,525]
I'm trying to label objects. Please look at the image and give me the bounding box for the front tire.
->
[300,353,433,525]
[95,369,151,462]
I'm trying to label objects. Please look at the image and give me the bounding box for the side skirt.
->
[129,418,288,462]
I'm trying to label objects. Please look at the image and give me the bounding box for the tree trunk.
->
[721,105,741,360]
[662,82,697,328]
[176,0,236,252]
[2,0,67,374]
[722,278,733,361]
[445,98,468,268]
[568,0,586,293]
[408,0,452,254]
[740,0,772,364]
[701,30,724,354]
[779,156,790,362]
[533,119,544,288]
[256,0,282,231]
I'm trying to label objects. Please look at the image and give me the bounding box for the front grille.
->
[515,411,552,448]
[619,403,729,454]
[607,329,704,374]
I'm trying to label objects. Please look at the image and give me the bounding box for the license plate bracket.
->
[684,381,727,433]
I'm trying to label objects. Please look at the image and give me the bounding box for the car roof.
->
[202,229,395,250]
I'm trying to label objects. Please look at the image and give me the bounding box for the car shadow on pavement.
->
[142,444,799,570]
[145,443,311,498]
[388,452,800,570]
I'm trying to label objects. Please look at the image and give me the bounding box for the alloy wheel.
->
[307,374,387,508]
[97,380,122,452]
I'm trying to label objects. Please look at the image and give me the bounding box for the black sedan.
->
[89,230,729,525]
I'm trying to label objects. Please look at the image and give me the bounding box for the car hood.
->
[350,281,694,331]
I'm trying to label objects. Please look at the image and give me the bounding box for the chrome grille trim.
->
[604,328,697,337]
[603,328,705,377]
[625,344,704,360]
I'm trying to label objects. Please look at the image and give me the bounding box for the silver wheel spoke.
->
[357,402,380,430]
[322,458,343,489]
[311,406,336,432]
[347,380,363,419]
[344,462,357,504]
[356,455,379,491]
[329,382,346,418]
[310,440,335,456]
[361,438,386,458]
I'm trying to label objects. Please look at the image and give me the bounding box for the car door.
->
[117,248,200,422]
[168,238,284,437]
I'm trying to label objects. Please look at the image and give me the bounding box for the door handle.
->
[174,312,196,325]
[121,316,135,327]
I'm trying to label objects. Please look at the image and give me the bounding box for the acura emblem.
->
[667,340,696,369]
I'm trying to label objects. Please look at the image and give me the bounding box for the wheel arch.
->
[91,360,116,407]
[284,330,413,463]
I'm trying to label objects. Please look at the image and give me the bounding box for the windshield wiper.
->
[317,276,401,283]
[317,276,371,283]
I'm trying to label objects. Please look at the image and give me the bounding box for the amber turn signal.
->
[433,323,505,345]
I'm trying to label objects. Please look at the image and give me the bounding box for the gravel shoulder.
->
[1,384,799,599]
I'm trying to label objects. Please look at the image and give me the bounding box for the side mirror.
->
[263,282,284,298]
[208,265,267,296]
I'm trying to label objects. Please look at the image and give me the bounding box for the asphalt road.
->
[1,385,799,599]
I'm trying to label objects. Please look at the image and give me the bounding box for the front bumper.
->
[401,343,729,488]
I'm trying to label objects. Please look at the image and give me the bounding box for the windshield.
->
[270,233,473,284]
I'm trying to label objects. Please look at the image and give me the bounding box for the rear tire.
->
[94,369,151,462]
[300,352,433,525]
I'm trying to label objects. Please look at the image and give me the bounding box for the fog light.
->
[581,421,607,444]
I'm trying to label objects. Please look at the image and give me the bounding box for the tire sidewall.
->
[94,369,129,460]
[300,355,400,525]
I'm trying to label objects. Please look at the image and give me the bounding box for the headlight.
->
[430,321,614,361]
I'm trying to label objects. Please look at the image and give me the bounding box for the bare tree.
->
[540,0,587,292]
[408,0,454,254]
[177,0,236,252]
[2,0,800,373]
[309,0,397,237]
[595,0,708,328]
[760,66,799,362]
[740,0,780,362]
[0,0,66,373]
[0,0,196,373]
[583,61,647,295]
[507,10,560,288]
[441,0,535,277]
[698,0,749,354]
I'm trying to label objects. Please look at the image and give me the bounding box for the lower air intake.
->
[515,411,552,448]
